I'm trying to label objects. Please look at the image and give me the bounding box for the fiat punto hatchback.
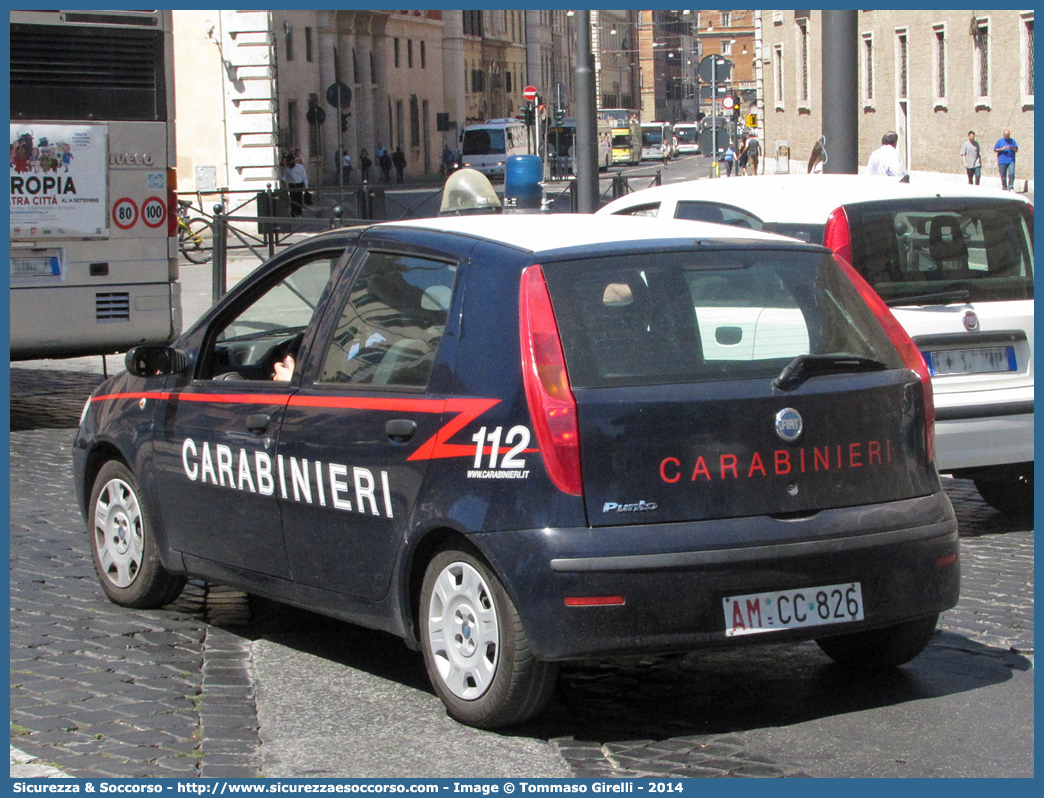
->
[599,175,1034,515]
[74,214,959,728]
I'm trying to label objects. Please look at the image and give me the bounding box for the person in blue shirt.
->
[993,129,1018,190]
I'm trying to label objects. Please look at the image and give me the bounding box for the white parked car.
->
[599,174,1034,514]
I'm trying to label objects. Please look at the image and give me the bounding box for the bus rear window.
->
[10,23,167,122]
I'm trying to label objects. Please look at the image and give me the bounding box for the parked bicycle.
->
[177,199,213,263]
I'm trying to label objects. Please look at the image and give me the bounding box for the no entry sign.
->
[523,85,538,102]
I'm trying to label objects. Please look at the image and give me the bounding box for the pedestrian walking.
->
[993,129,1018,190]
[960,130,981,185]
[377,145,392,183]
[392,146,407,183]
[722,143,736,177]
[744,133,760,175]
[359,149,372,182]
[737,136,749,175]
[280,152,308,218]
[866,131,906,178]
[341,150,353,185]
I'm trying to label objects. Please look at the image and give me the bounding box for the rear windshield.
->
[846,199,1034,304]
[542,249,904,389]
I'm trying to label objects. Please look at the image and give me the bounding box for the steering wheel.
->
[260,332,305,379]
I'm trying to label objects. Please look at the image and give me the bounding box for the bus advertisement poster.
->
[10,123,109,239]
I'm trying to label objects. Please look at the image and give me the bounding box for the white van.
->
[459,119,529,180]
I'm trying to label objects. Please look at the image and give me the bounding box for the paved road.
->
[8,360,1033,779]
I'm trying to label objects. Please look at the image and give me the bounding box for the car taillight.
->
[519,264,582,496]
[832,252,936,463]
[823,206,853,265]
[167,168,178,237]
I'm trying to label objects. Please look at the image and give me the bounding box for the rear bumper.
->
[934,406,1033,471]
[474,492,959,660]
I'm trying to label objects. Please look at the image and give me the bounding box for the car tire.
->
[420,547,558,728]
[816,613,938,669]
[973,468,1033,516]
[88,461,186,609]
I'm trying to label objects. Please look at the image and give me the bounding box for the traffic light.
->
[746,113,758,128]
[554,107,565,125]
[732,103,741,121]
[340,113,350,132]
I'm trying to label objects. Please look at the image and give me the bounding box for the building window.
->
[394,38,400,69]
[896,30,908,99]
[421,40,426,69]
[287,99,298,152]
[773,44,784,107]
[285,25,294,62]
[472,69,485,93]
[505,70,512,93]
[395,99,404,148]
[1021,14,1034,102]
[722,40,733,56]
[797,19,810,104]
[305,27,313,62]
[352,49,359,84]
[862,33,874,102]
[410,94,420,147]
[408,39,413,69]
[721,12,731,27]
[973,19,989,100]
[933,25,947,103]
[370,51,376,84]
[463,11,483,37]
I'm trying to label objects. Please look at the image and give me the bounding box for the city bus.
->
[673,122,700,155]
[641,122,674,161]
[459,118,529,180]
[599,109,641,166]
[10,9,181,360]
[546,116,613,177]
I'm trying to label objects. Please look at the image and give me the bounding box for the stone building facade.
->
[757,10,1034,186]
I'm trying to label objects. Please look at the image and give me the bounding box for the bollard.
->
[611,172,629,199]
[211,204,227,303]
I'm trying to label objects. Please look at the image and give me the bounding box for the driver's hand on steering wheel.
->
[272,354,295,381]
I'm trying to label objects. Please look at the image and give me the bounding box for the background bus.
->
[459,119,528,180]
[641,122,674,161]
[673,123,700,155]
[599,108,641,166]
[10,9,181,360]
[546,117,613,177]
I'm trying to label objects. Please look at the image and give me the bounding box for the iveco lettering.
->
[74,214,959,728]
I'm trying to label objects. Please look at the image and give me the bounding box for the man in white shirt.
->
[867,131,906,178]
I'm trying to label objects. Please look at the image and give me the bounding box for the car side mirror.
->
[125,346,189,377]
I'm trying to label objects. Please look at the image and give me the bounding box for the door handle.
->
[386,418,417,443]
[246,413,271,435]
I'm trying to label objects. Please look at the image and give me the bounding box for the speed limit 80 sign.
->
[111,197,138,230]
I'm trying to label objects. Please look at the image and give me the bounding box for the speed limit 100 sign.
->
[141,196,167,228]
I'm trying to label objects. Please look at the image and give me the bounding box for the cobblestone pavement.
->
[9,365,1033,778]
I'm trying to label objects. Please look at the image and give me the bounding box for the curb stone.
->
[11,745,75,778]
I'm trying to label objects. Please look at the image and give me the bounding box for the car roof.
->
[378,213,804,255]
[597,174,1029,224]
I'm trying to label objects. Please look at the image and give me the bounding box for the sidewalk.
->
[11,745,74,778]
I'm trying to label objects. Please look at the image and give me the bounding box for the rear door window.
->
[675,201,764,229]
[846,199,1034,304]
[541,248,903,389]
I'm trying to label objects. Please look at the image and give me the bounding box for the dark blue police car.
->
[74,214,959,728]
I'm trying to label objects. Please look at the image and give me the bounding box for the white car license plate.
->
[723,582,864,637]
[924,346,1016,376]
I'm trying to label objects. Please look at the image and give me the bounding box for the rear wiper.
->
[885,289,970,307]
[773,354,887,391]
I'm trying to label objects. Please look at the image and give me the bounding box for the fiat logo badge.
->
[775,408,803,442]
[962,310,980,332]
